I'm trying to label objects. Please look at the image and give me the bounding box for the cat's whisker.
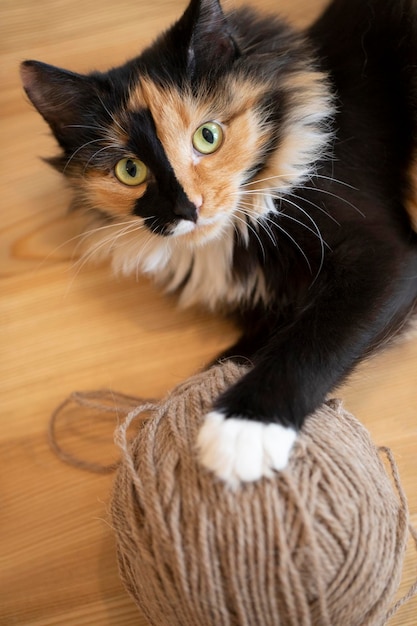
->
[311,173,358,190]
[236,202,313,273]
[34,217,139,271]
[72,230,118,276]
[82,143,123,173]
[279,196,327,281]
[230,220,242,243]
[274,221,313,274]
[238,187,341,235]
[280,196,328,246]
[237,203,278,250]
[276,209,329,248]
[65,239,110,295]
[69,236,117,286]
[285,191,341,225]
[135,233,158,282]
[110,222,149,250]
[245,183,361,224]
[96,93,129,137]
[79,219,140,239]
[73,220,147,276]
[279,212,326,284]
[63,138,105,173]
[259,214,286,247]
[233,209,266,261]
[298,186,365,217]
[241,172,358,191]
[256,219,278,248]
[235,202,277,247]
[73,219,143,255]
[34,228,98,271]
[240,173,293,187]
[63,123,112,134]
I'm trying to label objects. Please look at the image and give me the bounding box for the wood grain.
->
[1,0,416,624]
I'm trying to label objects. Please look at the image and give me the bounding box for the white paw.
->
[196,411,297,488]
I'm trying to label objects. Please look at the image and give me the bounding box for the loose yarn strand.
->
[48,389,151,473]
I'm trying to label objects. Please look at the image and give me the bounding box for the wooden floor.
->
[1,0,416,623]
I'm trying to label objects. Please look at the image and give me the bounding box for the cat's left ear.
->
[20,60,99,149]
[181,0,240,76]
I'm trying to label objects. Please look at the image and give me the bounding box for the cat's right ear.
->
[20,60,96,148]
[179,0,240,77]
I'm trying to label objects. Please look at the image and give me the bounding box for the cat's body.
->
[21,0,417,486]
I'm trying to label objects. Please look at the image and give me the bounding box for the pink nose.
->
[193,195,203,212]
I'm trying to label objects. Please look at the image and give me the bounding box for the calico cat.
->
[21,0,417,486]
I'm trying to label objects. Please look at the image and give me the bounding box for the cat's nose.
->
[173,193,201,222]
[192,195,203,210]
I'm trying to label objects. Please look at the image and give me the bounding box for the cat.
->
[21,0,417,487]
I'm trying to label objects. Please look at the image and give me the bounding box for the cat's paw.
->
[196,411,297,488]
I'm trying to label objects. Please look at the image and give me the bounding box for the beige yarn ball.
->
[111,362,409,626]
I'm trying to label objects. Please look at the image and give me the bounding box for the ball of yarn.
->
[111,362,409,626]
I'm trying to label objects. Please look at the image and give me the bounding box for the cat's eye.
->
[115,157,148,186]
[192,122,224,155]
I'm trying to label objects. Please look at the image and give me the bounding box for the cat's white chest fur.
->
[167,227,268,309]
[104,217,268,310]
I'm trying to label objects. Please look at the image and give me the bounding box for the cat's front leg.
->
[200,324,302,485]
[196,258,415,487]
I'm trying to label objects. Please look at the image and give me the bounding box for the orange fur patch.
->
[81,169,147,217]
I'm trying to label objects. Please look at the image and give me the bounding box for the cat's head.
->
[20,0,333,279]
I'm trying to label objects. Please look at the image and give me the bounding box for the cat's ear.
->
[20,60,97,148]
[180,0,240,75]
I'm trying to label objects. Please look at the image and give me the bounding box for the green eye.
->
[115,158,148,186]
[192,122,223,155]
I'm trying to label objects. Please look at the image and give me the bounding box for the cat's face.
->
[20,0,333,288]
[78,74,272,247]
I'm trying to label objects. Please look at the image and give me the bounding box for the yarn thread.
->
[109,362,417,626]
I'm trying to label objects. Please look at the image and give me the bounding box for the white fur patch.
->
[166,226,268,309]
[197,411,297,488]
[83,216,269,310]
[171,219,196,236]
